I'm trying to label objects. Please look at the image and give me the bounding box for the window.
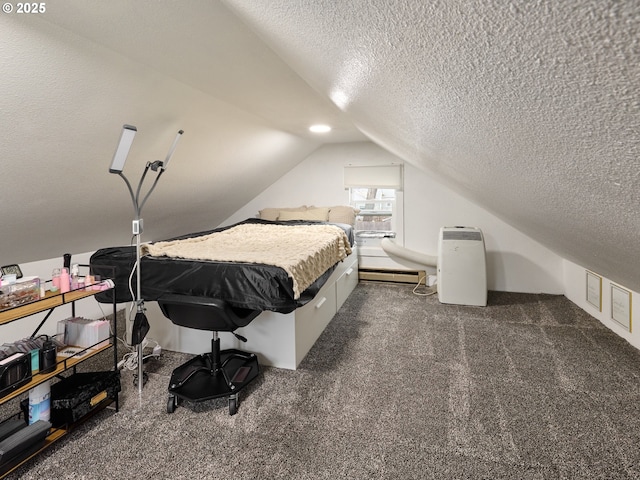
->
[349,188,396,234]
[344,164,404,244]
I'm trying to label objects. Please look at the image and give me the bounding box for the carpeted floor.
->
[6,282,640,479]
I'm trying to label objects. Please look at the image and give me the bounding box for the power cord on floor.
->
[413,275,437,296]
[117,336,162,370]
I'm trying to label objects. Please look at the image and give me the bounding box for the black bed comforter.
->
[90,218,354,314]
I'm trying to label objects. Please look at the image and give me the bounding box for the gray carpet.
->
[6,282,640,479]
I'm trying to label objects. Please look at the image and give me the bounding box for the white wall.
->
[564,259,639,350]
[224,142,388,222]
[225,141,564,294]
[3,141,635,356]
[403,162,564,294]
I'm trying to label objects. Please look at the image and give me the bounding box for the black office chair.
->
[157,294,261,415]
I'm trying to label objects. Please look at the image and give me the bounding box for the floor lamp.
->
[109,124,184,393]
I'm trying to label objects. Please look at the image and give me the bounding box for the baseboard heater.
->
[358,268,426,284]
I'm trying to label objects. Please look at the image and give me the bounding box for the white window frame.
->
[344,164,405,247]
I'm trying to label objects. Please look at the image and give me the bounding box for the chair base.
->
[166,348,260,415]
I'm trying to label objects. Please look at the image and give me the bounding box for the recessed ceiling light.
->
[309,124,332,133]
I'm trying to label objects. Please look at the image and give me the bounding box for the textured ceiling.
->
[0,1,364,267]
[33,1,365,143]
[1,0,638,294]
[223,0,640,292]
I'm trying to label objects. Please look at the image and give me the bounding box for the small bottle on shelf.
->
[70,264,80,290]
[51,268,61,291]
[59,268,70,293]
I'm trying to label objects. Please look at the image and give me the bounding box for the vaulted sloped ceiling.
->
[0,0,365,266]
[1,1,638,293]
[222,0,640,292]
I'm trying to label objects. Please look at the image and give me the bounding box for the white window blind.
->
[343,165,403,190]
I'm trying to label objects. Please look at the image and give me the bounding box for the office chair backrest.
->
[157,294,261,331]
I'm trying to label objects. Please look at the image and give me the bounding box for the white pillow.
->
[278,207,330,221]
[328,206,359,226]
[258,206,307,221]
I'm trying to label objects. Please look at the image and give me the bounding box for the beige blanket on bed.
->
[141,223,352,299]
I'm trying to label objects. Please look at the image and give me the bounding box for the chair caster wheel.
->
[167,395,177,413]
[229,396,238,416]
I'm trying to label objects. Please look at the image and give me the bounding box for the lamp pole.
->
[109,126,183,393]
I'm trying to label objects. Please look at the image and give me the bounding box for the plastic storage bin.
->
[50,371,121,427]
[0,277,41,312]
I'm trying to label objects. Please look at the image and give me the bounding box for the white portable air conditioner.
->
[437,226,487,306]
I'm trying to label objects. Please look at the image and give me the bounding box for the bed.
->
[90,213,359,369]
[90,217,354,313]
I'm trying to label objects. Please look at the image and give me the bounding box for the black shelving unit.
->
[0,264,119,478]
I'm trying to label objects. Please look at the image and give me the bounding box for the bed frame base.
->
[146,249,359,371]
[224,251,358,369]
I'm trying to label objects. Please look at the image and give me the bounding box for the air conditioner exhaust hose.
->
[380,238,437,267]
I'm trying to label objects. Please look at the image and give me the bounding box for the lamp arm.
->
[117,172,140,218]
[134,163,152,213]
[138,169,165,214]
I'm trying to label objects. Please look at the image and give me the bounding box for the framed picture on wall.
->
[586,270,602,311]
[611,283,632,332]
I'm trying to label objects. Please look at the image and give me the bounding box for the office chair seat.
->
[157,294,261,415]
